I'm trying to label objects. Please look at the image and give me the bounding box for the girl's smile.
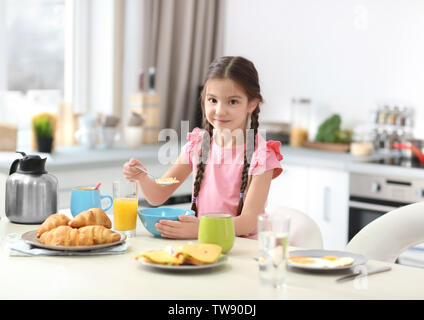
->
[214,118,231,124]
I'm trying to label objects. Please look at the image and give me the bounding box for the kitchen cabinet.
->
[268,163,349,250]
[307,167,349,250]
[267,163,309,214]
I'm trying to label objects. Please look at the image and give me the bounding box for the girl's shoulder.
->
[264,140,283,160]
[182,127,206,165]
[186,127,205,143]
[185,127,206,151]
[252,134,283,160]
[249,135,283,178]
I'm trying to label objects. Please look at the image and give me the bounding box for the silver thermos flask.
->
[5,151,58,224]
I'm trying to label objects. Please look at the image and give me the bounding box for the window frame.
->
[70,0,118,115]
[68,0,90,113]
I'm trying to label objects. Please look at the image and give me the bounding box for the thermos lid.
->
[10,151,47,175]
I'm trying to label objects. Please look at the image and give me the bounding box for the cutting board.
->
[0,122,17,151]
[302,141,350,153]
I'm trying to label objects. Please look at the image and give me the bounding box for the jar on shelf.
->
[387,106,398,126]
[404,107,414,128]
[289,97,311,147]
[350,125,374,156]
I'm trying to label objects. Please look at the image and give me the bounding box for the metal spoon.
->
[133,165,178,186]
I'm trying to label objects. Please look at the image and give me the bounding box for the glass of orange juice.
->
[113,180,138,238]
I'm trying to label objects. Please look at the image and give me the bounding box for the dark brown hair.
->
[191,56,263,216]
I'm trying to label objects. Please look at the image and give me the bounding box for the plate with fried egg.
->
[287,250,367,271]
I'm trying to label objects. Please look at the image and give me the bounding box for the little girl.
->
[123,56,283,239]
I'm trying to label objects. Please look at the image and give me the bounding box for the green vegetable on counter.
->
[315,114,353,144]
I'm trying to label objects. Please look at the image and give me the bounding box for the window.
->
[0,0,120,149]
[1,0,66,147]
[7,0,64,91]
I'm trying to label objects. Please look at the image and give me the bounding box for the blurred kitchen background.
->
[1,0,423,151]
[1,0,424,265]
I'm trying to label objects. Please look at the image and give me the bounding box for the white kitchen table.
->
[0,212,423,300]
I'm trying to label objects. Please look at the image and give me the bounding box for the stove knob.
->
[371,182,381,193]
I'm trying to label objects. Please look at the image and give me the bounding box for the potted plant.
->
[33,115,54,153]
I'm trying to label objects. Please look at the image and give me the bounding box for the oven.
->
[348,172,424,268]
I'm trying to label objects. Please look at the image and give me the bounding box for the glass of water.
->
[257,213,291,289]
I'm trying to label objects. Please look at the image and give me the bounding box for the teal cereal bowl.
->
[138,207,195,237]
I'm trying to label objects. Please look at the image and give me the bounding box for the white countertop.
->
[281,146,424,179]
[0,144,164,172]
[0,212,423,300]
[2,144,423,179]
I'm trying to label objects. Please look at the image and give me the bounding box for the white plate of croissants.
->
[21,208,126,251]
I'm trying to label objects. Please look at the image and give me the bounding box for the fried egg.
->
[288,255,355,268]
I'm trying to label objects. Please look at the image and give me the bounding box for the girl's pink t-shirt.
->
[181,128,283,237]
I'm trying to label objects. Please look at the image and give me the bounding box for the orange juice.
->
[113,198,138,231]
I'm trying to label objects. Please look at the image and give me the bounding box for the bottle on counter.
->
[129,67,160,144]
[404,107,414,128]
[387,106,398,126]
[350,125,374,157]
[385,128,396,150]
[378,129,387,150]
[378,105,388,125]
[371,128,379,150]
[289,97,311,147]
[374,108,380,125]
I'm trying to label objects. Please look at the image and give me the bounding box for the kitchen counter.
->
[1,144,423,179]
[281,146,424,179]
[1,144,422,220]
[0,144,165,172]
[0,212,423,300]
[0,144,193,215]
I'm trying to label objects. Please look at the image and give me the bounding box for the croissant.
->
[78,225,121,245]
[68,208,112,229]
[37,214,71,238]
[39,226,79,246]
[39,225,121,246]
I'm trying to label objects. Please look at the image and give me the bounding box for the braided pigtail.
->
[190,123,213,216]
[236,107,260,215]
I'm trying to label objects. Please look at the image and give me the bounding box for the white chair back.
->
[265,205,323,249]
[345,201,424,263]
